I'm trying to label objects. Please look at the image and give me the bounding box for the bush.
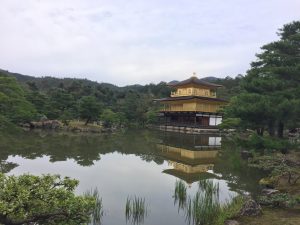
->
[218,117,242,129]
[0,173,98,225]
[100,109,120,128]
[258,193,299,208]
[0,115,20,132]
[238,133,292,152]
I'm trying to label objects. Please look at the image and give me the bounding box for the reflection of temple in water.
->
[157,133,221,185]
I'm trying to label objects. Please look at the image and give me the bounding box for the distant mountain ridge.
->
[1,68,223,91]
[0,69,120,91]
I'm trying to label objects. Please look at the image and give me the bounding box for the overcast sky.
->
[0,0,299,86]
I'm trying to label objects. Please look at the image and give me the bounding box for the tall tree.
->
[224,21,300,137]
[79,96,102,125]
[0,73,36,124]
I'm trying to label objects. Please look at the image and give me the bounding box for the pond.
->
[0,129,264,225]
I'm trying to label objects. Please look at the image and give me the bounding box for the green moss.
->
[259,177,278,188]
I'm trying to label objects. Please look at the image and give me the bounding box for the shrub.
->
[0,173,98,225]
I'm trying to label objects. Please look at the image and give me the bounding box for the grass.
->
[84,188,104,225]
[125,196,147,224]
[174,180,187,210]
[215,195,245,225]
[186,180,220,225]
[173,179,245,225]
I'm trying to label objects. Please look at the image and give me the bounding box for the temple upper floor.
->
[171,86,217,98]
[168,74,222,98]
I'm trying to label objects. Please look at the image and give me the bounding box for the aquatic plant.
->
[85,188,104,225]
[125,196,147,225]
[186,180,220,225]
[174,180,187,210]
[174,179,244,225]
[198,179,219,197]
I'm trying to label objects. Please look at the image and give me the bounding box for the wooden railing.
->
[162,105,220,113]
[170,91,216,98]
[157,122,218,128]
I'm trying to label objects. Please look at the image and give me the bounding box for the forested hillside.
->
[0,68,241,128]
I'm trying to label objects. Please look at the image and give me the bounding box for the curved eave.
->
[154,96,228,103]
[167,77,223,89]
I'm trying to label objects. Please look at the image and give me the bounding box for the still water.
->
[0,129,264,225]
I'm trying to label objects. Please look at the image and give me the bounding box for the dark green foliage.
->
[218,117,241,130]
[224,21,300,138]
[1,61,244,128]
[210,75,244,100]
[79,96,102,125]
[0,73,36,125]
[0,173,97,225]
[0,115,17,132]
[100,109,120,128]
[1,69,173,127]
[237,133,292,152]
[258,193,299,208]
[249,153,300,185]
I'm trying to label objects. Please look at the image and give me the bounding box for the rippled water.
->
[0,129,264,225]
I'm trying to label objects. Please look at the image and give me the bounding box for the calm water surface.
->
[0,129,264,225]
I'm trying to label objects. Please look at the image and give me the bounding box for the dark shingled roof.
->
[168,76,222,88]
[154,96,228,102]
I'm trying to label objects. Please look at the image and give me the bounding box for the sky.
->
[0,0,299,86]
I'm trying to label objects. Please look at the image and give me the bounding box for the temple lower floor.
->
[157,111,222,128]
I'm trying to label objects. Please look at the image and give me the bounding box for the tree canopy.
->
[223,21,300,137]
[0,173,97,225]
[0,74,36,126]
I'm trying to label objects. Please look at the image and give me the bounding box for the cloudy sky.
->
[0,0,299,86]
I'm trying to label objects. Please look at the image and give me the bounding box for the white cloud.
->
[0,0,299,86]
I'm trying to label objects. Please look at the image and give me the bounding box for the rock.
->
[30,120,62,129]
[239,197,262,217]
[224,220,240,225]
[43,120,62,129]
[240,150,253,159]
[261,188,279,196]
[21,123,31,128]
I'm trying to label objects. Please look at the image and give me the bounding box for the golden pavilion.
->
[156,73,227,128]
[157,134,221,184]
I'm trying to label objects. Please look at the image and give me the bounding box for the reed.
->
[174,179,245,225]
[125,196,147,225]
[174,180,187,210]
[185,189,220,225]
[85,188,104,225]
